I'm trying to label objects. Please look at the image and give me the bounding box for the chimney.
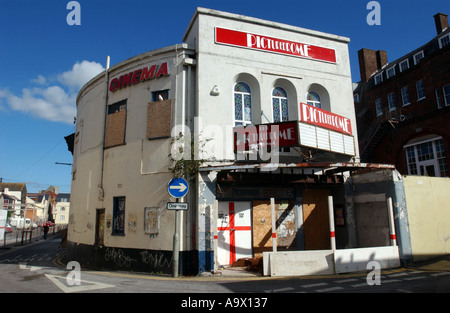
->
[358,49,388,82]
[434,13,449,35]
[376,50,388,69]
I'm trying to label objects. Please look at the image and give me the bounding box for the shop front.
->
[198,161,407,276]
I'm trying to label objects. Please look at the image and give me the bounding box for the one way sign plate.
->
[167,202,189,210]
[167,178,189,198]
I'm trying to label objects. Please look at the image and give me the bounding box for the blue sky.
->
[0,0,448,193]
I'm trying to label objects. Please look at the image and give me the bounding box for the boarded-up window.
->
[252,200,296,256]
[105,100,127,148]
[147,99,172,140]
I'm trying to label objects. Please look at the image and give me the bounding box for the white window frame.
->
[443,84,450,106]
[416,79,426,101]
[438,33,450,49]
[233,82,252,126]
[272,87,289,123]
[404,136,447,177]
[387,92,396,111]
[306,91,322,108]
[413,51,424,65]
[374,73,383,85]
[375,98,383,116]
[399,59,409,72]
[386,66,396,79]
[401,86,410,106]
[435,88,442,109]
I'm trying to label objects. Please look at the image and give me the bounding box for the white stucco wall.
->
[70,8,360,257]
[184,8,359,162]
[70,45,195,250]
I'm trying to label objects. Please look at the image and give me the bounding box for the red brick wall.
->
[358,46,450,175]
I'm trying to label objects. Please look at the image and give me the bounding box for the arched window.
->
[307,91,321,108]
[234,82,252,126]
[272,87,288,122]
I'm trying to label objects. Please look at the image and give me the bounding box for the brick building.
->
[354,13,450,177]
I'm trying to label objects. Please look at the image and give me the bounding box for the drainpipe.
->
[182,54,197,268]
[98,56,110,201]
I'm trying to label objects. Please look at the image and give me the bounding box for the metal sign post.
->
[173,198,180,278]
[167,178,189,278]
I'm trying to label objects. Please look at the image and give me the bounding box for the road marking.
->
[19,263,50,272]
[269,287,294,293]
[381,279,402,284]
[302,282,328,288]
[45,274,115,293]
[431,272,450,277]
[334,278,359,284]
[351,282,368,288]
[403,276,426,281]
[387,272,411,277]
[316,286,343,293]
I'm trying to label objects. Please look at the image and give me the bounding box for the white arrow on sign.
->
[169,182,187,193]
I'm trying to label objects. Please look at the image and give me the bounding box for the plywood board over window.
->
[104,109,126,148]
[147,99,172,140]
[252,200,296,257]
[105,99,127,148]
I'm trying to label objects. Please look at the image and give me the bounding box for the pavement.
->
[405,254,450,272]
[199,254,450,279]
[2,235,450,279]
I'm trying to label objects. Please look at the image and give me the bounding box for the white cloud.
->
[58,60,105,90]
[30,75,47,85]
[0,60,104,124]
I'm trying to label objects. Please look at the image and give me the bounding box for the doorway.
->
[95,208,105,246]
[302,189,331,250]
[419,161,437,177]
[217,201,252,265]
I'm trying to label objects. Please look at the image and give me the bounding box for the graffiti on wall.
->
[104,247,172,270]
[104,247,136,268]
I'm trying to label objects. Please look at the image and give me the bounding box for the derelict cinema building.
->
[67,8,410,276]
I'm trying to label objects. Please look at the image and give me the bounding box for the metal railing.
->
[1,224,68,248]
[359,107,404,158]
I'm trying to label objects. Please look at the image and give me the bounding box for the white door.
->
[217,201,252,266]
[419,160,438,177]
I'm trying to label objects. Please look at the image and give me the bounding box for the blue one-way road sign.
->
[168,178,189,198]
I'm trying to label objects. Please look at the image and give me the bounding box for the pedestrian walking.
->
[43,224,49,240]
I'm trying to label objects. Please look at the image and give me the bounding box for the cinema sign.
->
[215,27,336,63]
[300,102,352,135]
[234,121,298,152]
[234,105,355,156]
[109,62,169,92]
